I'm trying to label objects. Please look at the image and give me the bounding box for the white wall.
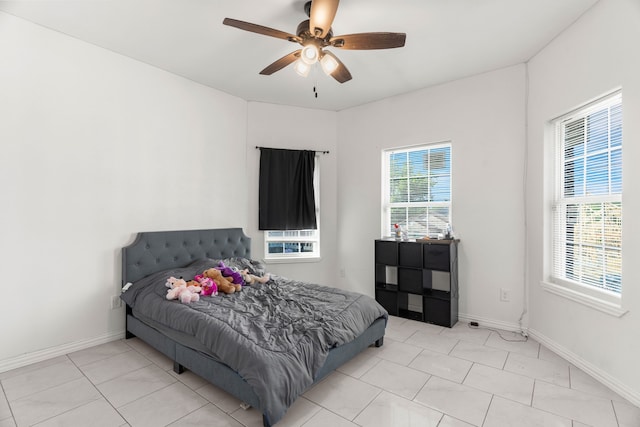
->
[336,65,527,328]
[526,0,640,402]
[245,102,339,286]
[0,12,248,366]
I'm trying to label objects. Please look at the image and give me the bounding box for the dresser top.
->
[377,238,459,245]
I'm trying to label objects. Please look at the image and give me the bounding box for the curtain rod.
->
[255,146,329,154]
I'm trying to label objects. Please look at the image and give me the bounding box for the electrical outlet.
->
[500,288,510,302]
[110,295,123,309]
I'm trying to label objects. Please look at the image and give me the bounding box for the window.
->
[552,92,622,295]
[264,156,320,260]
[383,143,452,239]
[264,229,319,259]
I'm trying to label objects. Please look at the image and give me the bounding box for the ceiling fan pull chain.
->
[313,71,318,98]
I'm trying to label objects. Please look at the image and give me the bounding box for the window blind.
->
[553,93,622,293]
[385,144,451,238]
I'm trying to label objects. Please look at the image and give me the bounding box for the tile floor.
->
[1,317,639,427]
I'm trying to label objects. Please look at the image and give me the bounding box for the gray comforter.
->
[121,258,387,424]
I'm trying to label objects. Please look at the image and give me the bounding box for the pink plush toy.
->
[166,285,200,304]
[165,276,187,288]
[194,274,218,296]
[166,276,201,304]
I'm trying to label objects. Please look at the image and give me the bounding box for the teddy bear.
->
[191,274,218,296]
[216,261,244,289]
[203,268,237,294]
[240,269,270,285]
[165,276,201,304]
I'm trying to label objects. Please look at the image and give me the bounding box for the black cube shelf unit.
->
[375,239,459,327]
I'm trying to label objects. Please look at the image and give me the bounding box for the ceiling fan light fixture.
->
[223,0,406,85]
[320,52,339,75]
[300,44,319,65]
[294,59,311,77]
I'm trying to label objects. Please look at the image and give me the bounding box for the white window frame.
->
[382,142,452,239]
[542,90,626,316]
[264,156,320,261]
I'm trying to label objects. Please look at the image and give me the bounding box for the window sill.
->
[540,280,628,318]
[263,257,322,265]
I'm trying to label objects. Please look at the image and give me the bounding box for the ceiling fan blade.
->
[309,0,339,38]
[259,50,301,75]
[223,18,300,43]
[327,53,352,83]
[330,32,406,50]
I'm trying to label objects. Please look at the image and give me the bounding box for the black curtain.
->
[259,148,317,230]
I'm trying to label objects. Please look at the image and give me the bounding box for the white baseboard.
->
[458,312,522,333]
[0,330,125,374]
[528,328,640,407]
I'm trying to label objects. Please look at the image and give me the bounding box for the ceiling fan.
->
[223,0,406,83]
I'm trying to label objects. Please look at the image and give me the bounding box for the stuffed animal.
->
[166,276,201,304]
[165,276,187,289]
[166,276,202,293]
[166,284,201,304]
[216,261,244,289]
[240,269,270,285]
[203,268,237,294]
[192,274,218,296]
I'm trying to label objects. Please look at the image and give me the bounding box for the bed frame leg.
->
[375,337,384,347]
[173,361,185,374]
[125,330,136,339]
[262,414,271,427]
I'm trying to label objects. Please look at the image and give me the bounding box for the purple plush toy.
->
[216,261,244,286]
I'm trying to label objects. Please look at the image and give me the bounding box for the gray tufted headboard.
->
[122,228,251,285]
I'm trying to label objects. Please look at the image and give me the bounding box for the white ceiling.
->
[0,0,599,111]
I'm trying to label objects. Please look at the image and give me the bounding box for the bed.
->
[120,228,387,427]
